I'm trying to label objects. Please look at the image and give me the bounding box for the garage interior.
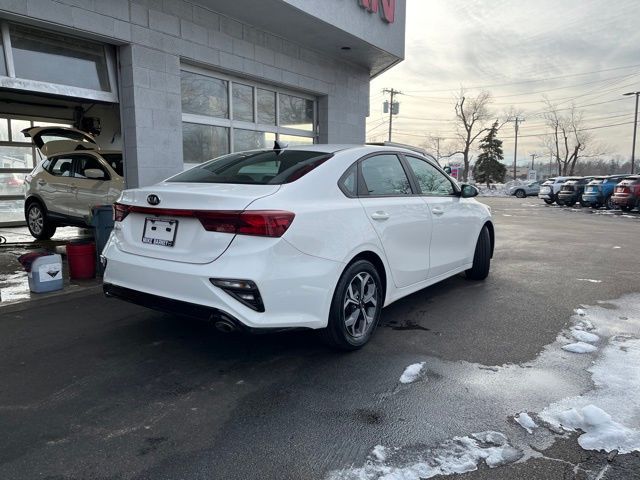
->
[0,20,121,227]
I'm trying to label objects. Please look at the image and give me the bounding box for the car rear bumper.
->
[611,195,637,207]
[557,193,579,202]
[102,234,344,330]
[582,193,601,204]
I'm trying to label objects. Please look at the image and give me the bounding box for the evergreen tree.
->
[473,121,506,187]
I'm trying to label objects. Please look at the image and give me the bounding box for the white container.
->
[28,254,64,293]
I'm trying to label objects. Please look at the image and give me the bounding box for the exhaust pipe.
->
[213,318,238,333]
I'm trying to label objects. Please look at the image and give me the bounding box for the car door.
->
[403,155,476,278]
[38,156,75,216]
[70,154,116,219]
[358,154,432,288]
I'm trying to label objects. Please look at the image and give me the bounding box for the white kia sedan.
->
[103,145,494,349]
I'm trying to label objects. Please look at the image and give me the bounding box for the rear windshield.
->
[102,153,123,177]
[168,150,332,184]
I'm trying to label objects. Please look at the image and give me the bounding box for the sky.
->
[367,0,640,168]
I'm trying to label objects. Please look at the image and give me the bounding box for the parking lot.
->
[1,196,639,480]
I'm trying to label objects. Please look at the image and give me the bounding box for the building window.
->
[180,66,316,166]
[0,21,118,102]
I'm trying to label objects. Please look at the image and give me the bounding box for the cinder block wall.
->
[0,0,371,187]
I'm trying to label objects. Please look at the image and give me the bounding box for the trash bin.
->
[66,240,96,279]
[18,250,64,293]
[90,205,115,275]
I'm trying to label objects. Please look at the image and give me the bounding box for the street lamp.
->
[623,91,640,174]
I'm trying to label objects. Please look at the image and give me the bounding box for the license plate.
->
[142,218,178,247]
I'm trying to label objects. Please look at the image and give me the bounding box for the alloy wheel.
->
[28,205,44,235]
[343,272,378,338]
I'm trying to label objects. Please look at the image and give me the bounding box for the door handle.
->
[432,208,445,215]
[371,211,390,221]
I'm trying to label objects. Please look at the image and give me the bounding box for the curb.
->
[0,284,103,315]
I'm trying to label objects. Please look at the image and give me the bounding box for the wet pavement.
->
[0,227,98,305]
[0,198,639,480]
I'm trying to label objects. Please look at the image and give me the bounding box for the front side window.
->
[168,150,331,185]
[360,155,412,196]
[405,156,455,196]
[48,157,73,177]
[73,155,108,180]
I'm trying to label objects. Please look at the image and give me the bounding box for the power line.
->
[402,63,640,93]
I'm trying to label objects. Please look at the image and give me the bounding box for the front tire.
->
[321,260,383,351]
[515,189,526,198]
[26,201,56,240]
[465,226,491,281]
[543,199,554,205]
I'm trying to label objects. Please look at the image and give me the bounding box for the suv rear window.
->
[168,150,332,184]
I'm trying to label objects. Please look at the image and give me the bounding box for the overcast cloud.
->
[368,0,640,167]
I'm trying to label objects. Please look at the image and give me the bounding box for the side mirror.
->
[460,183,479,198]
[443,166,452,175]
[84,168,105,179]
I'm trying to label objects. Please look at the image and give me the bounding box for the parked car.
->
[509,181,540,198]
[557,177,593,206]
[0,172,25,195]
[102,145,494,350]
[538,177,568,204]
[611,175,640,212]
[582,175,629,209]
[23,126,124,239]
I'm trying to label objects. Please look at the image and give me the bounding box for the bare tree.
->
[540,99,604,176]
[448,89,506,181]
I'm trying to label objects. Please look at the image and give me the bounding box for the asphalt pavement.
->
[1,197,639,480]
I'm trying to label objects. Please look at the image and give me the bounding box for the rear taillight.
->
[197,210,294,237]
[616,186,630,194]
[113,205,294,237]
[113,202,131,222]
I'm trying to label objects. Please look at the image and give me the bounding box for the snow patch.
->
[514,412,538,434]
[562,342,598,353]
[371,445,387,462]
[570,329,600,343]
[399,362,426,384]
[327,432,522,480]
[577,278,602,283]
[613,246,622,249]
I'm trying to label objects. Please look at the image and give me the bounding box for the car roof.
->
[282,144,433,157]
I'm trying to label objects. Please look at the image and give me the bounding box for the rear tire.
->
[465,226,491,281]
[320,260,383,351]
[605,195,614,210]
[543,199,554,205]
[621,206,632,212]
[26,201,56,240]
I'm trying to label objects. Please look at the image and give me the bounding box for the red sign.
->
[358,0,396,23]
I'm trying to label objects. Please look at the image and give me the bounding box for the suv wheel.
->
[515,189,526,198]
[26,201,56,240]
[543,199,554,205]
[321,260,383,351]
[605,195,614,210]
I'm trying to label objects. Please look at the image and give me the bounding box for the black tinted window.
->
[102,153,123,176]
[360,155,411,196]
[168,150,332,184]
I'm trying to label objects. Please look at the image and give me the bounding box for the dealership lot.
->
[1,197,639,480]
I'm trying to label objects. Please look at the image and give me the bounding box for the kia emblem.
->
[147,194,160,206]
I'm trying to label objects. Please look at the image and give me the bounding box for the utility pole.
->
[435,137,442,161]
[530,153,537,170]
[383,88,401,142]
[510,117,524,180]
[623,91,639,174]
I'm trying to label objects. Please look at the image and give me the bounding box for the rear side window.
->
[360,154,412,196]
[47,157,73,176]
[168,150,332,184]
[338,165,357,197]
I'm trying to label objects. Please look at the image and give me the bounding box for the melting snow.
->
[514,413,538,434]
[399,362,426,384]
[577,278,603,283]
[613,246,622,249]
[571,329,599,343]
[371,445,387,462]
[327,432,523,480]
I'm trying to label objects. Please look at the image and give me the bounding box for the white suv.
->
[23,126,124,239]
[538,176,568,205]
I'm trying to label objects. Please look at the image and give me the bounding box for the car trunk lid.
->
[22,126,98,157]
[115,182,281,264]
